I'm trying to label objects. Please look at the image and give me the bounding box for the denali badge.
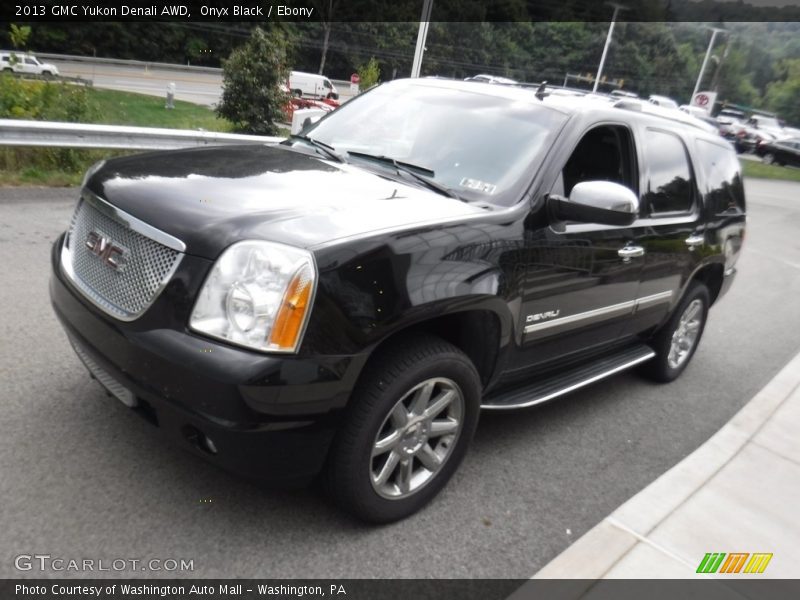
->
[526,310,560,323]
[85,231,127,271]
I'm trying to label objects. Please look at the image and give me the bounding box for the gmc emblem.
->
[85,231,127,271]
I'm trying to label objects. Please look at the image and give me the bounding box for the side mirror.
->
[548,181,639,226]
[299,114,323,134]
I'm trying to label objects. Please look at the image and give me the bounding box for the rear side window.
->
[696,139,744,213]
[642,130,694,215]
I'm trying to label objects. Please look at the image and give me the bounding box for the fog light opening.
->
[203,436,218,455]
[182,425,219,455]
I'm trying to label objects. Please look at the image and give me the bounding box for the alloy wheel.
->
[370,377,464,500]
[667,299,704,369]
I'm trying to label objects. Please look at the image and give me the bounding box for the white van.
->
[0,51,59,77]
[289,71,338,100]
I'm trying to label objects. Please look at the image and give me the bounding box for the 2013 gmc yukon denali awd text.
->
[50,79,745,522]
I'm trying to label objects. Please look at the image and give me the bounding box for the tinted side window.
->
[696,139,744,213]
[560,125,637,197]
[642,130,694,215]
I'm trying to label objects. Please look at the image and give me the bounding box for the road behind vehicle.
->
[50,79,745,523]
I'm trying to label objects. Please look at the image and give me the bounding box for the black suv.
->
[50,79,745,523]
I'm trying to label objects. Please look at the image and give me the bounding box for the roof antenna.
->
[535,81,548,100]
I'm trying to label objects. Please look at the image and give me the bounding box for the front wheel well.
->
[364,310,502,390]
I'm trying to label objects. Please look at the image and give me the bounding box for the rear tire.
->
[292,89,302,98]
[640,282,710,383]
[325,334,481,523]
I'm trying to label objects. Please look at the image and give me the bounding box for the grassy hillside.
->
[0,79,233,186]
[741,159,800,182]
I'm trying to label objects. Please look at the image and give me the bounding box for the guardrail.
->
[36,53,354,89]
[0,119,282,151]
[36,52,223,75]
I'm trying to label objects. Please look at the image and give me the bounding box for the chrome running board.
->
[481,344,655,411]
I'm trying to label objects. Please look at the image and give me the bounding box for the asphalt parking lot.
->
[1,179,799,578]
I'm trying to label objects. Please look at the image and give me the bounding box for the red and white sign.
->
[690,91,717,115]
[350,73,360,94]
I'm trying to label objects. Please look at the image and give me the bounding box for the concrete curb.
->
[533,349,800,580]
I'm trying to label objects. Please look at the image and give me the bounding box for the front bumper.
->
[50,236,366,485]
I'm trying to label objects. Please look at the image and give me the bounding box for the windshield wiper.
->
[346,151,462,200]
[287,134,346,163]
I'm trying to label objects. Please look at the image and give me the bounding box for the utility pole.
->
[410,0,434,78]
[692,27,726,99]
[710,35,732,91]
[593,3,627,93]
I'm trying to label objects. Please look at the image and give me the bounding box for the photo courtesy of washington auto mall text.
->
[14,583,348,597]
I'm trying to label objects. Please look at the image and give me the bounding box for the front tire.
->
[764,153,775,165]
[325,334,481,523]
[640,282,710,383]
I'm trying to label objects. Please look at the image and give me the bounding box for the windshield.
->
[304,80,567,204]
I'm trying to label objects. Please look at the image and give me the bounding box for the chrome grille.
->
[62,193,183,321]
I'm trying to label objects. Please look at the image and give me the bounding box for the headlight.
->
[190,241,317,353]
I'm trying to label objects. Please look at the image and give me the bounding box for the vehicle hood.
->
[85,144,485,259]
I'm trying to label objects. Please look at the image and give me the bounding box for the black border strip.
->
[3,0,800,23]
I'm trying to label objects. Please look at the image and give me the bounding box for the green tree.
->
[9,24,31,50]
[357,57,380,90]
[765,59,800,125]
[712,44,760,107]
[216,27,291,135]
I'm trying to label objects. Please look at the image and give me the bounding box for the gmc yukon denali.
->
[50,79,745,522]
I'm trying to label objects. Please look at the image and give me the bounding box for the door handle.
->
[618,245,645,261]
[685,234,705,248]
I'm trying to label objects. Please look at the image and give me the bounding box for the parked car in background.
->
[0,51,59,77]
[610,90,639,99]
[756,137,800,167]
[746,114,785,139]
[718,108,746,121]
[288,71,339,100]
[734,125,776,154]
[464,74,517,85]
[679,104,709,119]
[717,115,745,141]
[648,94,679,109]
